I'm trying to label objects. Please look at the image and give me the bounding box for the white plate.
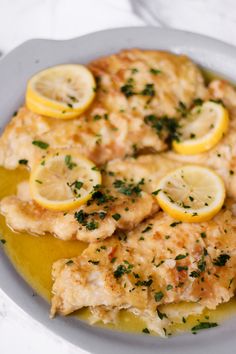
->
[0,27,236,354]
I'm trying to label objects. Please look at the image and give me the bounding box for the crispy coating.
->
[51,203,236,336]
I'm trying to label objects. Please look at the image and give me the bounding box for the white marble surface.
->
[1,0,236,353]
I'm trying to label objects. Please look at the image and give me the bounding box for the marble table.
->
[0,0,236,353]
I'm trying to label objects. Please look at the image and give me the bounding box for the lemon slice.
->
[155,165,225,222]
[173,101,229,155]
[30,151,101,211]
[26,64,96,119]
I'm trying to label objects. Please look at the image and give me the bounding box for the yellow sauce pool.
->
[0,162,236,335]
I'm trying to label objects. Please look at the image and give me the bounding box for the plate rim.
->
[1,26,236,354]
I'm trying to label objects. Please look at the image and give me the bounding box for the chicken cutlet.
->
[0,49,206,170]
[51,202,236,336]
[2,155,174,241]
[166,80,236,198]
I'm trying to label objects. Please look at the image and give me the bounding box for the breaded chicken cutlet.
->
[51,203,236,336]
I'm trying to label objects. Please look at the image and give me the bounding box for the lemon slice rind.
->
[155,165,225,223]
[26,64,96,119]
[173,101,229,155]
[30,151,101,211]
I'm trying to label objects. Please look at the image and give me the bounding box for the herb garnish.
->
[170,221,182,227]
[112,213,121,221]
[154,291,164,302]
[65,155,77,170]
[193,98,203,106]
[135,279,153,287]
[88,260,100,265]
[142,224,152,233]
[113,178,144,197]
[190,271,200,278]
[120,81,136,98]
[213,254,230,266]
[157,308,168,320]
[152,189,161,196]
[177,265,188,271]
[141,83,155,97]
[66,260,74,265]
[114,262,134,279]
[177,101,188,117]
[144,115,180,143]
[74,210,99,230]
[150,68,162,75]
[32,140,49,149]
[89,190,116,205]
[191,322,218,332]
[175,253,188,260]
[19,159,28,165]
[142,328,150,334]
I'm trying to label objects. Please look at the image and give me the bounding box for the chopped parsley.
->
[177,101,188,117]
[154,291,164,302]
[112,213,121,221]
[175,253,188,260]
[191,322,218,332]
[135,279,153,287]
[142,225,152,233]
[89,190,116,205]
[157,308,168,320]
[152,189,161,196]
[131,68,139,74]
[114,262,134,279]
[209,98,225,107]
[74,210,99,230]
[98,211,107,220]
[65,155,77,170]
[170,221,182,227]
[190,271,200,278]
[141,83,155,97]
[150,68,162,75]
[120,80,136,98]
[142,328,150,334]
[213,254,230,267]
[193,98,203,106]
[66,260,74,265]
[166,284,173,291]
[86,220,99,230]
[197,249,207,272]
[18,159,28,165]
[88,260,100,265]
[200,232,206,239]
[0,239,6,244]
[113,178,144,197]
[35,179,42,184]
[177,265,188,271]
[32,140,49,149]
[144,115,180,143]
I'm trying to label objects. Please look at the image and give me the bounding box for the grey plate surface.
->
[0,27,236,354]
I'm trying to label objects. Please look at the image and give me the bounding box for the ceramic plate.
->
[0,27,236,354]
